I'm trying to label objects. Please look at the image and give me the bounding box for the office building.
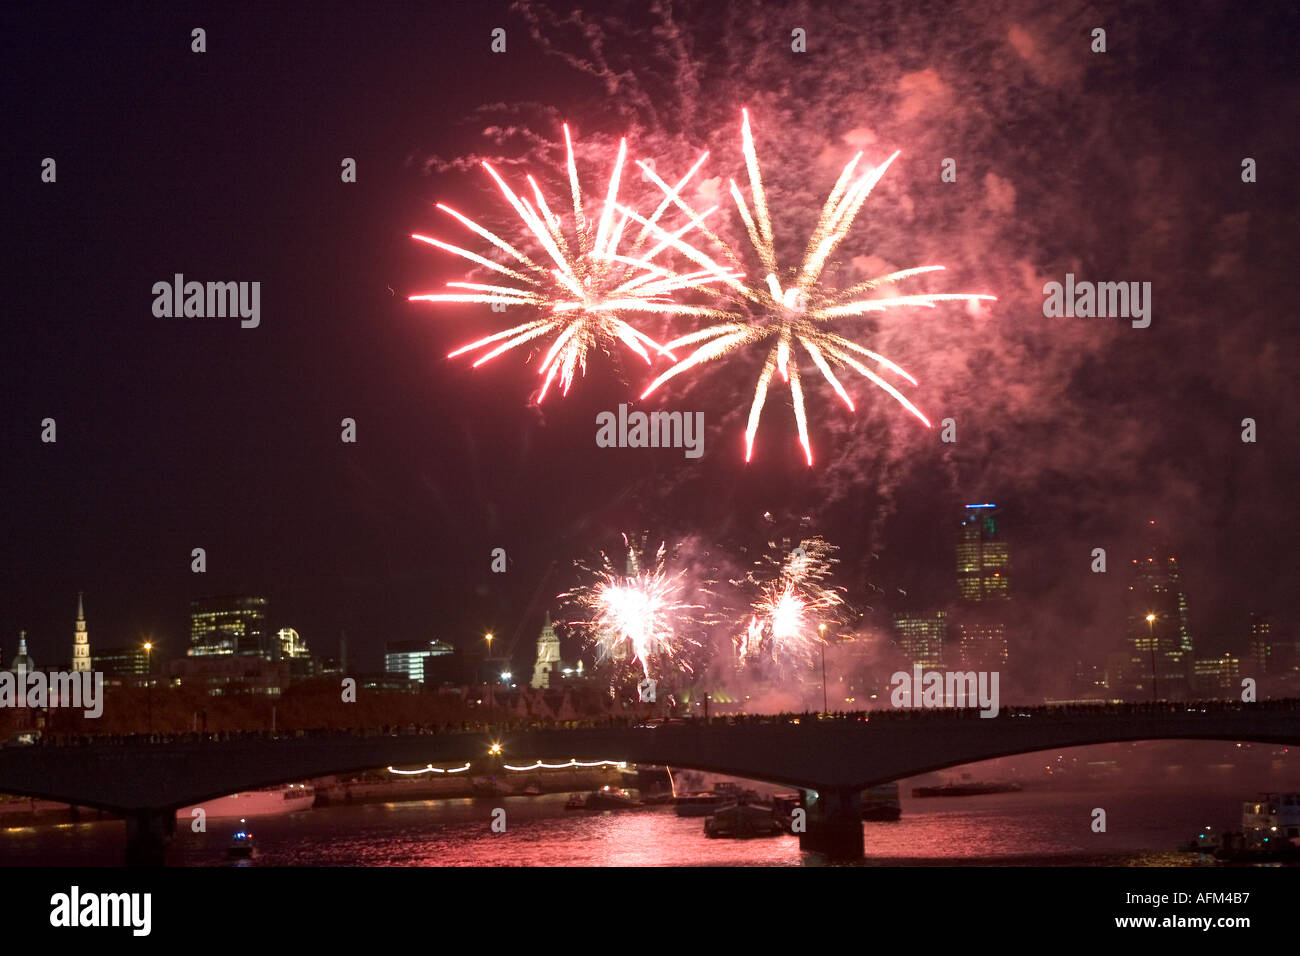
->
[891,610,947,671]
[189,596,269,657]
[385,639,454,682]
[956,504,1010,602]
[1124,520,1194,698]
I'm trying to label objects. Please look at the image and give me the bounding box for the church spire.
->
[72,592,91,672]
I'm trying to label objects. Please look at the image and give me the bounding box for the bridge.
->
[2,701,1297,862]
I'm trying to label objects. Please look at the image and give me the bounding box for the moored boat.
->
[584,786,642,810]
[772,793,802,832]
[911,781,1022,798]
[178,783,315,820]
[704,802,784,839]
[469,776,513,797]
[673,792,735,817]
[862,782,902,821]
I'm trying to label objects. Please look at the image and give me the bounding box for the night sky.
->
[3,0,1298,688]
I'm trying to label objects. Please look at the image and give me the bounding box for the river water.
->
[0,783,1283,866]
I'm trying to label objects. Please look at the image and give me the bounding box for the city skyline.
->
[5,505,1291,705]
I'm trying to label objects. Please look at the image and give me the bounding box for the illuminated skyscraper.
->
[892,610,947,670]
[952,504,1011,670]
[1124,520,1193,698]
[93,645,151,685]
[1192,654,1239,697]
[956,619,1009,670]
[956,504,1010,602]
[384,639,453,682]
[1248,613,1272,676]
[189,595,269,657]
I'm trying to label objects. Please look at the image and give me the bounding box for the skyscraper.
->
[1248,613,1272,677]
[1124,520,1194,699]
[952,504,1011,670]
[892,610,947,670]
[384,639,453,682]
[956,504,1010,602]
[72,592,91,672]
[189,595,269,657]
[93,645,151,686]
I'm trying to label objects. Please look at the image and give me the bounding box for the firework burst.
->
[410,127,740,401]
[638,110,998,464]
[562,535,703,679]
[735,537,845,668]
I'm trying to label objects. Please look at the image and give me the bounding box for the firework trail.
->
[561,535,703,679]
[638,110,997,464]
[735,537,845,669]
[410,127,741,401]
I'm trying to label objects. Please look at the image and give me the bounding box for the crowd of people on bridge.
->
[12,695,1298,748]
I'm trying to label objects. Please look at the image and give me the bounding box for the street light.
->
[819,623,828,716]
[1145,614,1158,702]
[484,633,494,722]
[143,641,154,733]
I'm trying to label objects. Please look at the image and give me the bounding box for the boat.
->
[226,822,254,858]
[520,782,543,796]
[772,793,802,832]
[584,786,642,810]
[564,792,589,810]
[705,802,784,839]
[1178,830,1219,853]
[911,781,1023,798]
[674,792,735,817]
[621,765,672,795]
[469,776,512,797]
[178,783,315,820]
[1209,830,1300,862]
[1211,792,1300,860]
[862,782,902,821]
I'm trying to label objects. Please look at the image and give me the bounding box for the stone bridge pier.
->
[124,808,176,867]
[799,787,864,859]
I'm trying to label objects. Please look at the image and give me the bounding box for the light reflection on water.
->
[0,787,1281,867]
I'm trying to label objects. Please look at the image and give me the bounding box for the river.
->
[0,782,1285,866]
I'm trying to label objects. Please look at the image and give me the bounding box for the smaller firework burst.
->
[561,535,703,680]
[735,537,845,669]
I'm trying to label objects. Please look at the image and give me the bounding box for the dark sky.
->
[3,0,1298,688]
